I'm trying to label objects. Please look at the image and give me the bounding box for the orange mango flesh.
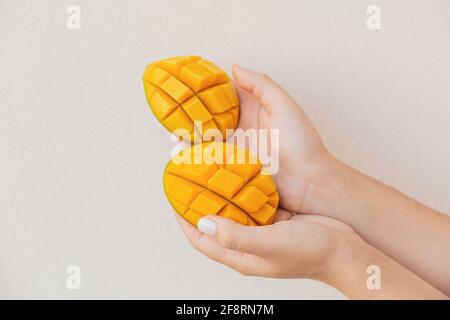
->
[163,142,279,226]
[143,56,240,142]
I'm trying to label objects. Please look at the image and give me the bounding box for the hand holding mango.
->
[143,56,278,226]
[142,56,450,299]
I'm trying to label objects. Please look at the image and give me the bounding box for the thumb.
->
[232,63,298,115]
[197,215,276,256]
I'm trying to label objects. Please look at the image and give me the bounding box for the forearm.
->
[322,234,447,300]
[306,157,450,295]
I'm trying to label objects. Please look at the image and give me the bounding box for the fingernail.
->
[197,217,216,236]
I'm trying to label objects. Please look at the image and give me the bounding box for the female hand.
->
[175,210,353,279]
[173,65,351,280]
[173,65,449,299]
[231,64,334,214]
[173,64,350,279]
[175,212,447,299]
[232,65,450,296]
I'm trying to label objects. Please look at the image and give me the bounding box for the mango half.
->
[143,56,240,142]
[163,142,279,226]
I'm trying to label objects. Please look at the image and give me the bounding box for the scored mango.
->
[163,142,279,226]
[143,56,240,142]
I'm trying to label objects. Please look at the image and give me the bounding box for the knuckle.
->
[222,230,239,250]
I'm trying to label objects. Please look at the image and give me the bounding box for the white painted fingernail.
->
[197,218,216,236]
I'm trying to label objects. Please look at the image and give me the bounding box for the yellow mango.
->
[143,56,240,142]
[164,142,279,226]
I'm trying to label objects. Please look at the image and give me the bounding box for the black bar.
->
[0,300,448,318]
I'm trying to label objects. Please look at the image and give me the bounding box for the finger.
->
[274,209,293,222]
[232,80,254,104]
[291,213,355,233]
[232,63,297,115]
[197,215,277,256]
[173,213,270,276]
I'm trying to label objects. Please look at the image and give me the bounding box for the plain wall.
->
[0,0,449,299]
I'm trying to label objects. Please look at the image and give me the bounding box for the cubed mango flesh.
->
[143,56,240,142]
[163,142,279,226]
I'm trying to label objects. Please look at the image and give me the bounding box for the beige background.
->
[1,0,449,299]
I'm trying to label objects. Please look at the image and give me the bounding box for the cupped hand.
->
[174,64,350,279]
[175,211,354,279]
[231,64,334,214]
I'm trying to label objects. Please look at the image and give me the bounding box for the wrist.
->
[301,153,351,216]
[318,230,374,293]
[318,229,448,299]
[305,219,364,284]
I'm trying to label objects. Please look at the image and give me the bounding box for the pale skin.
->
[174,64,450,299]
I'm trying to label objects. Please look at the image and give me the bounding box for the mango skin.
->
[163,142,279,226]
[143,56,240,142]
